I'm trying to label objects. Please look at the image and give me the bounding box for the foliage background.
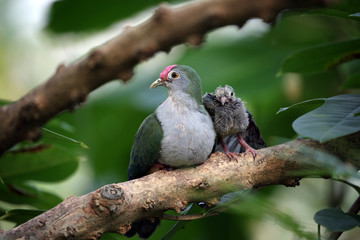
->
[0,0,359,239]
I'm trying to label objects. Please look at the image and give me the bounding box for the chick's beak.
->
[150,78,164,89]
[220,96,229,105]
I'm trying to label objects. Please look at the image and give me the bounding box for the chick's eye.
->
[171,72,179,79]
[230,92,234,96]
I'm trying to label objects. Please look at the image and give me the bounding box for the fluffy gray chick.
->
[203,85,264,159]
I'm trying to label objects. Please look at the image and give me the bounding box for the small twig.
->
[162,211,219,221]
[330,178,360,194]
[347,195,360,214]
[42,128,89,149]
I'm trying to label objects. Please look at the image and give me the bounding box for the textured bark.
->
[0,0,327,155]
[1,133,359,240]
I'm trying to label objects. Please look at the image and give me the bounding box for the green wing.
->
[128,113,163,180]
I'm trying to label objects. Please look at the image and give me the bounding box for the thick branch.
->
[1,133,359,240]
[0,0,327,154]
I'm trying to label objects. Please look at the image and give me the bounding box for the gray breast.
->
[156,94,216,167]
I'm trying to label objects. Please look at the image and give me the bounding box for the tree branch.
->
[0,0,328,155]
[1,133,359,239]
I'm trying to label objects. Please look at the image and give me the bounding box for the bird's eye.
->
[230,92,234,97]
[170,71,179,79]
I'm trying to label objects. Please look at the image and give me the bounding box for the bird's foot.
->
[225,151,238,162]
[147,163,174,175]
[244,147,257,160]
[237,133,257,160]
[220,137,238,162]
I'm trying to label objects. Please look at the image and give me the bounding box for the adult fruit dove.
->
[126,65,216,238]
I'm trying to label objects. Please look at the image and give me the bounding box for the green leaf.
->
[0,209,44,226]
[314,207,360,232]
[341,73,360,89]
[203,190,250,216]
[0,143,79,182]
[292,94,360,142]
[0,183,62,209]
[276,98,325,114]
[306,9,360,22]
[46,0,180,33]
[281,39,360,74]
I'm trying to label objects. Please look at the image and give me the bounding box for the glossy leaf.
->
[0,209,44,226]
[292,94,360,142]
[307,9,360,22]
[204,190,251,216]
[277,98,325,114]
[314,207,360,231]
[0,143,79,182]
[281,39,360,74]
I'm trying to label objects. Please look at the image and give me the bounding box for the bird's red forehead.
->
[160,65,178,80]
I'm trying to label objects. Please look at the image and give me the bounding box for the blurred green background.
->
[0,0,360,239]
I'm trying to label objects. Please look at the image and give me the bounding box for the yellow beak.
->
[150,78,164,89]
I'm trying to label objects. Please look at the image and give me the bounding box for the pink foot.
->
[146,163,173,175]
[220,137,238,162]
[237,133,257,160]
[244,147,257,159]
[225,151,238,161]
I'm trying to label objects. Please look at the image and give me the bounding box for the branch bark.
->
[1,133,359,240]
[0,0,328,155]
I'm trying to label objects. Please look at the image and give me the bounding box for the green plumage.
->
[126,65,217,239]
[128,113,163,180]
